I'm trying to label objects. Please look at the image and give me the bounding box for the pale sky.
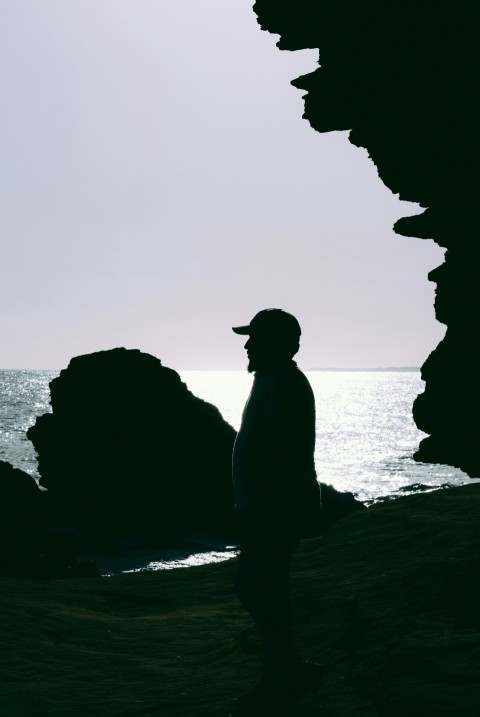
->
[0,0,445,370]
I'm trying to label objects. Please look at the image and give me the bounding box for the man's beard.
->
[247,356,268,373]
[248,355,263,373]
[248,353,292,373]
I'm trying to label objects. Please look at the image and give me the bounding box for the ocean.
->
[181,369,470,504]
[0,368,471,573]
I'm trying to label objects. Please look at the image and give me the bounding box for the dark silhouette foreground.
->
[3,483,479,716]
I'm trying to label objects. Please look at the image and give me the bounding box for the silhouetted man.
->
[231,308,321,713]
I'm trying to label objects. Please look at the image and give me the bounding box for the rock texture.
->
[253,0,479,476]
[2,483,480,716]
[27,348,237,544]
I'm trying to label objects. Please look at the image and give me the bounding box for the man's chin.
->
[248,358,266,373]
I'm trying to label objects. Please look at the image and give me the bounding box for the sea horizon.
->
[0,365,421,372]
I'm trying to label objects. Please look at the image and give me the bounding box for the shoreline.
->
[2,482,480,716]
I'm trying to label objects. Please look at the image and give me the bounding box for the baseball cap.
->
[232,308,301,339]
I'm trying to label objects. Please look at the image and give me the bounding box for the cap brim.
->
[232,325,250,335]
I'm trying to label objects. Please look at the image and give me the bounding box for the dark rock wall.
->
[27,348,236,542]
[253,0,479,476]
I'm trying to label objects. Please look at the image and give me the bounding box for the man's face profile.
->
[234,309,301,373]
[245,332,289,373]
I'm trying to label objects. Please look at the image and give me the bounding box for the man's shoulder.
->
[279,363,312,388]
[269,363,315,405]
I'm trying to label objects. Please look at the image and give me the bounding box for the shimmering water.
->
[180,370,469,504]
[0,368,469,502]
[0,368,471,573]
[0,370,58,477]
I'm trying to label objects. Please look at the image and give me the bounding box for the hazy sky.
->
[1,1,445,369]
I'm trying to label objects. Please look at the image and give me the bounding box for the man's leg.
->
[235,515,301,676]
[233,516,324,714]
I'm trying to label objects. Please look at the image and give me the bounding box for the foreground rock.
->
[28,348,236,545]
[0,460,98,578]
[0,461,45,575]
[252,1,480,477]
[317,481,365,531]
[2,484,479,716]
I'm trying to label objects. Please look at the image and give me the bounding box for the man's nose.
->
[244,337,251,350]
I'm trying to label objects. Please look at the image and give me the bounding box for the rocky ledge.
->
[1,483,479,716]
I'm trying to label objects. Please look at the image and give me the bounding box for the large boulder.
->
[27,348,236,544]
